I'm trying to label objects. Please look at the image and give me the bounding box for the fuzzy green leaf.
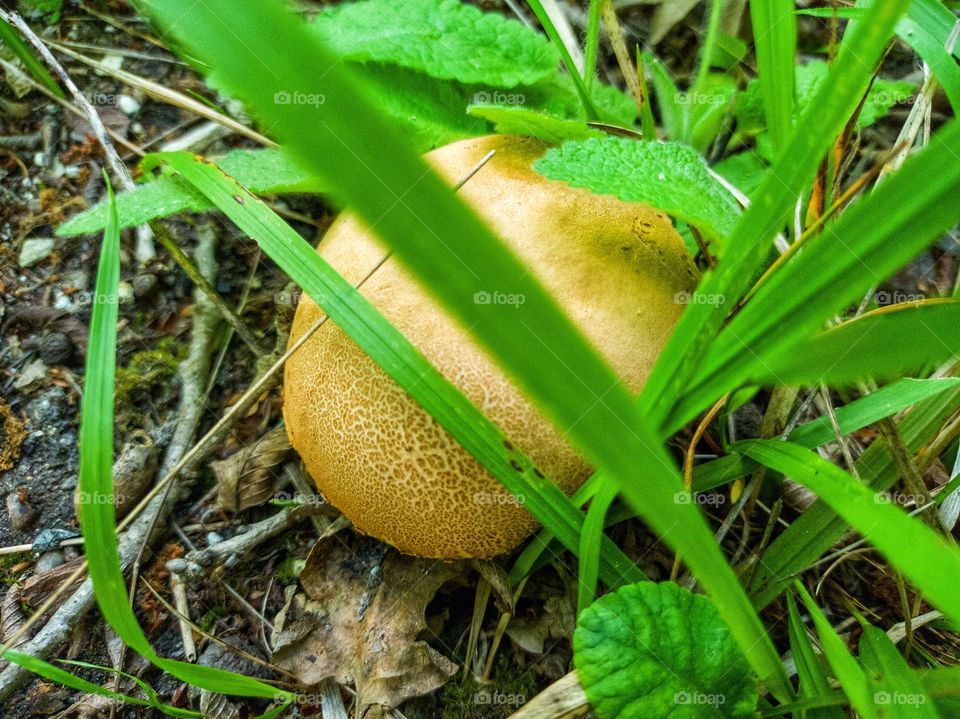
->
[467,104,602,144]
[310,0,558,87]
[575,582,758,719]
[534,137,740,242]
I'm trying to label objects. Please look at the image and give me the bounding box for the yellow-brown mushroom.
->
[283,134,698,559]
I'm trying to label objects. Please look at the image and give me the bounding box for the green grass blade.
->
[77,176,290,700]
[158,150,643,588]
[857,620,943,719]
[797,583,879,719]
[673,120,960,427]
[583,0,602,92]
[749,383,960,608]
[786,593,846,719]
[0,16,65,98]
[740,440,960,624]
[525,0,598,119]
[0,651,200,718]
[749,301,960,386]
[140,0,790,695]
[577,482,618,615]
[896,15,960,112]
[748,0,796,154]
[638,0,913,432]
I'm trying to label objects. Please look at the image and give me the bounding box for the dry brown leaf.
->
[213,426,290,512]
[271,534,466,713]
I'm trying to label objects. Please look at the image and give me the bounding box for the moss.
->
[440,655,538,719]
[115,336,185,403]
[197,604,228,633]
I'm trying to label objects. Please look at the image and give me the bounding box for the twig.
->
[170,572,196,662]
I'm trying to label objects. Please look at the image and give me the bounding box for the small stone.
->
[205,531,224,546]
[117,281,134,304]
[117,94,141,116]
[35,549,66,573]
[38,332,73,365]
[132,273,157,298]
[18,237,56,268]
[7,492,38,532]
[13,358,47,390]
[167,558,189,574]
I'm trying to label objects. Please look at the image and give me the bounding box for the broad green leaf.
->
[638,0,914,432]
[58,148,328,237]
[858,620,942,719]
[673,119,960,429]
[786,594,846,719]
[574,582,758,719]
[920,666,960,717]
[159,151,644,588]
[751,301,960,386]
[467,104,602,144]
[749,383,960,608]
[310,0,558,87]
[534,137,741,242]
[735,60,916,142]
[748,0,796,154]
[713,151,768,198]
[797,584,878,719]
[76,177,290,700]
[740,440,960,624]
[140,0,791,695]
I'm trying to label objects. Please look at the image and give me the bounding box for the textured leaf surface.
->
[735,60,915,140]
[575,582,757,719]
[467,104,601,144]
[310,0,558,86]
[535,137,740,242]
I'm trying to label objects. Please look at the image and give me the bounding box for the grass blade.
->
[577,482,618,615]
[749,383,960,608]
[77,176,290,700]
[797,583,879,719]
[857,620,942,719]
[638,0,913,432]
[786,593,846,719]
[0,15,64,98]
[740,440,960,624]
[140,0,790,694]
[748,0,796,154]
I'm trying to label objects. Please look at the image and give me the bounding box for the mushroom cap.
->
[283,134,698,559]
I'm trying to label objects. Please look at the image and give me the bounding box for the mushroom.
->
[283,134,698,559]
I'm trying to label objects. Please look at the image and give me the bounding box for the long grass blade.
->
[748,0,796,154]
[741,440,960,624]
[139,0,790,694]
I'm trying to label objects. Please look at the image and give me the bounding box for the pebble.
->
[18,237,56,267]
[6,492,39,532]
[13,358,47,391]
[205,531,225,546]
[117,94,141,116]
[38,332,73,365]
[35,549,66,573]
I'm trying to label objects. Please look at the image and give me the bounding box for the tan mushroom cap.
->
[283,134,698,559]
